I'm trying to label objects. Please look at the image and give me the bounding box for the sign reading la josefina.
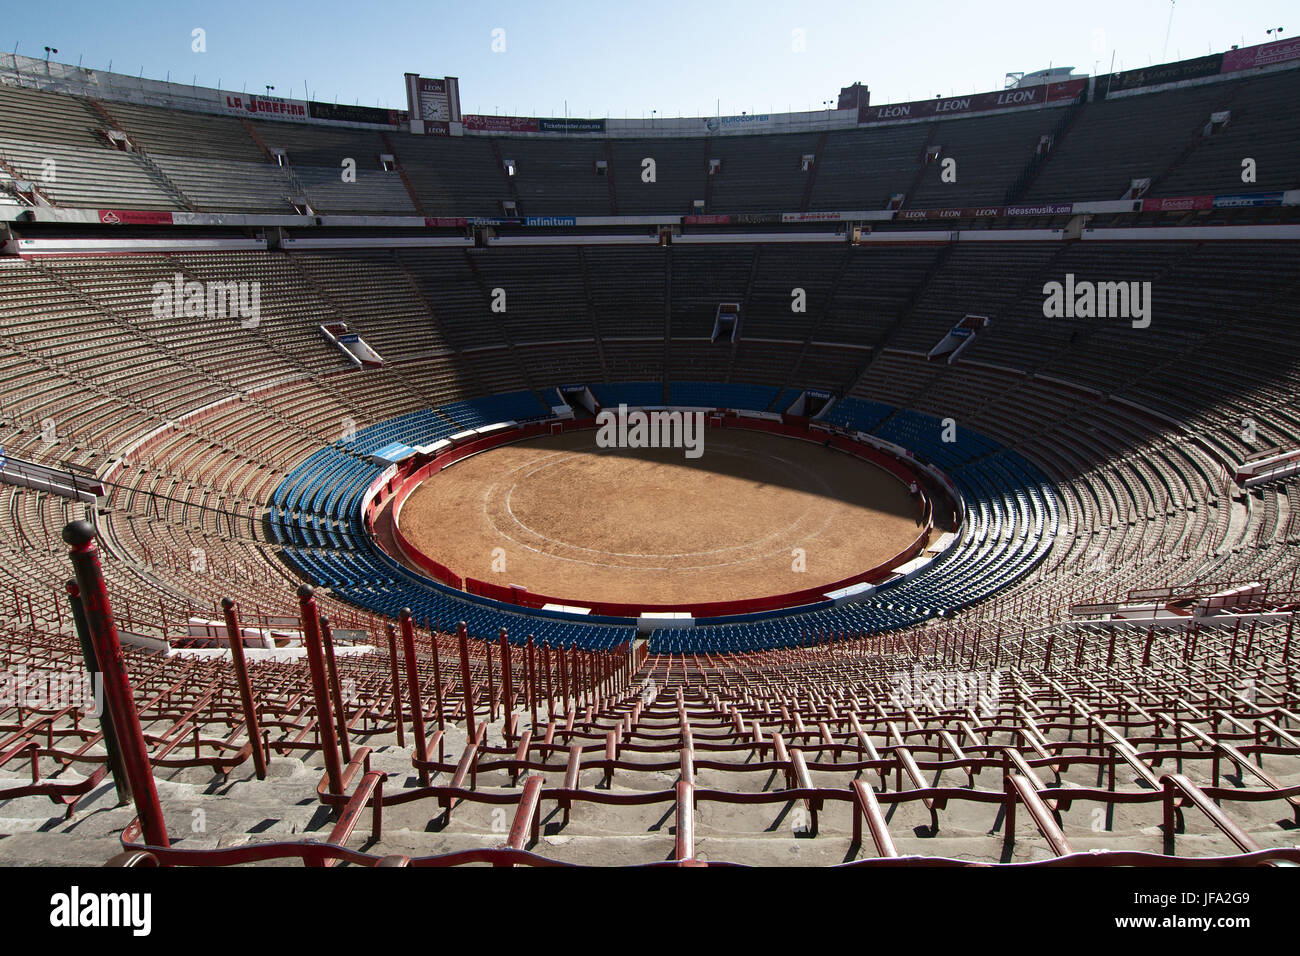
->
[222,94,309,120]
[464,114,539,132]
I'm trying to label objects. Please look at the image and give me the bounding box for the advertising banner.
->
[424,217,469,227]
[1004,202,1074,216]
[98,209,175,225]
[896,206,1004,220]
[307,101,402,127]
[538,117,606,133]
[701,113,773,133]
[781,211,844,222]
[464,114,539,132]
[222,93,309,121]
[1102,54,1224,94]
[524,216,577,226]
[1222,38,1300,73]
[1212,192,1285,208]
[860,78,1084,124]
[1140,195,1213,212]
[684,214,731,225]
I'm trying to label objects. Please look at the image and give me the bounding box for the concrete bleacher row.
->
[2,597,1295,866]
[1,66,1297,217]
[3,239,1298,647]
[1,235,1298,865]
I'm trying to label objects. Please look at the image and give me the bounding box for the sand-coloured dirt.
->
[399,428,920,606]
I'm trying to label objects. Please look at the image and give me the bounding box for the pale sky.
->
[3,0,1293,116]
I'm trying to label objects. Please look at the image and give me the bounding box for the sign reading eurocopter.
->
[703,113,772,132]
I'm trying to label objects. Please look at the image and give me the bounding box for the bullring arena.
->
[396,425,925,608]
[2,22,1300,891]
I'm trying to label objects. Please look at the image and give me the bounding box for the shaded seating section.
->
[440,390,551,426]
[467,247,595,342]
[1,66,1297,216]
[706,132,822,212]
[667,381,779,409]
[908,106,1070,207]
[590,381,663,407]
[1023,82,1229,202]
[501,138,610,215]
[607,137,705,214]
[387,132,507,216]
[809,123,932,211]
[1153,69,1300,196]
[820,396,892,432]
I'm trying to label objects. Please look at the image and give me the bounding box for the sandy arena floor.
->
[398,428,921,607]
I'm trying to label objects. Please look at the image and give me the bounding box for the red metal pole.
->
[399,610,430,786]
[499,627,513,718]
[526,635,538,731]
[543,643,554,720]
[319,616,353,764]
[485,633,496,723]
[456,622,476,740]
[297,586,344,801]
[582,651,591,710]
[385,623,405,747]
[66,579,131,804]
[63,521,169,848]
[427,620,445,739]
[220,598,267,780]
[559,642,570,713]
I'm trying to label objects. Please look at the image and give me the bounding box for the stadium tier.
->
[1,46,1299,869]
[0,63,1297,217]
